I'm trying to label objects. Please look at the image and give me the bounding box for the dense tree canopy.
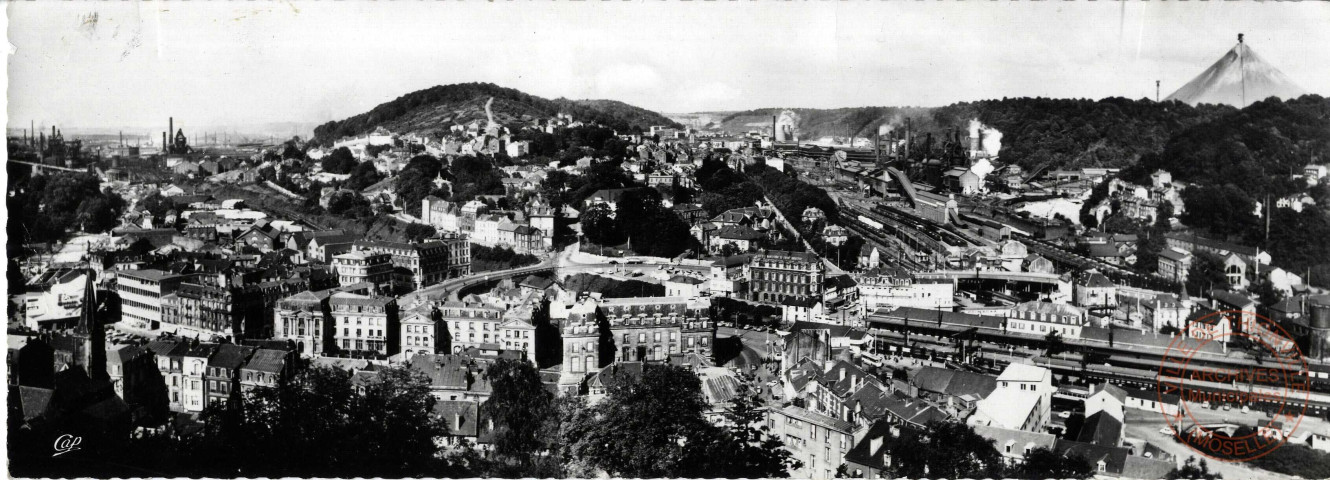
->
[321,147,357,174]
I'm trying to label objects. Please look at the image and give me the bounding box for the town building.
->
[766,405,855,480]
[439,301,506,353]
[329,292,398,355]
[332,251,393,290]
[353,238,470,290]
[853,268,954,311]
[204,343,255,408]
[1006,301,1087,339]
[274,289,334,357]
[240,348,293,391]
[750,250,825,304]
[559,297,715,391]
[400,304,441,360]
[968,363,1053,433]
[115,269,189,330]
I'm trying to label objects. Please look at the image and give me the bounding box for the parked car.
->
[1159,426,1176,435]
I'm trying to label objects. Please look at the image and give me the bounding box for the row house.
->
[766,405,855,480]
[330,292,398,356]
[438,301,506,353]
[205,343,256,407]
[1006,301,1088,339]
[401,304,444,361]
[241,349,294,391]
[160,282,264,340]
[558,297,715,389]
[354,238,470,290]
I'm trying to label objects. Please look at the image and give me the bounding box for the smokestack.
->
[163,132,168,151]
[1238,33,1244,44]
[1156,80,1161,103]
[170,117,174,143]
[904,118,911,161]
[977,129,984,161]
[772,115,778,142]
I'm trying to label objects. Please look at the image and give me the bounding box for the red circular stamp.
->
[1157,309,1309,463]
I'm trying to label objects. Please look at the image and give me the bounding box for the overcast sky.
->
[7,2,1329,132]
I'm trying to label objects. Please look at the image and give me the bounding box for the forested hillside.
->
[312,83,681,145]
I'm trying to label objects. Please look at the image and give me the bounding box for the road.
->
[1123,409,1297,480]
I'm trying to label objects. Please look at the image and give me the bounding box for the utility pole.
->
[1156,80,1161,102]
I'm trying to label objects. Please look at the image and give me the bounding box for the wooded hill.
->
[313,82,682,145]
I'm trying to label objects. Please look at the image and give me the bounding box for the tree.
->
[1016,447,1093,479]
[181,366,456,478]
[835,463,864,478]
[343,161,384,191]
[326,191,373,218]
[1167,456,1222,480]
[139,191,174,222]
[1185,253,1228,296]
[74,195,122,233]
[321,147,357,174]
[403,223,436,243]
[480,359,566,477]
[580,203,620,245]
[1044,330,1068,357]
[888,421,1007,479]
[562,364,716,478]
[691,377,802,478]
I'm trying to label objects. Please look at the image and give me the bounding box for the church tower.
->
[72,270,109,381]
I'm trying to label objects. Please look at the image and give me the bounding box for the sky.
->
[6,2,1330,133]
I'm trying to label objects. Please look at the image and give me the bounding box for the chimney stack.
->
[170,117,174,141]
[904,118,911,161]
[772,115,779,142]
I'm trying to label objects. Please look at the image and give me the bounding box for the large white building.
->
[1006,301,1087,339]
[439,301,506,353]
[116,270,189,329]
[854,271,953,312]
[968,363,1053,433]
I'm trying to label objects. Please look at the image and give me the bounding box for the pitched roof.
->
[1090,382,1129,404]
[433,400,480,437]
[242,349,288,374]
[715,225,764,241]
[911,366,998,399]
[778,405,854,433]
[1076,410,1124,447]
[208,343,256,369]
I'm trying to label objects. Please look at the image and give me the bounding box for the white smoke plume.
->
[877,124,893,136]
[969,158,995,179]
[968,118,1003,158]
[982,127,1002,158]
[776,109,800,140]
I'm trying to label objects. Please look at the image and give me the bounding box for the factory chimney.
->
[904,118,911,161]
[970,126,980,159]
[772,115,779,143]
[977,128,984,162]
[170,117,174,144]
